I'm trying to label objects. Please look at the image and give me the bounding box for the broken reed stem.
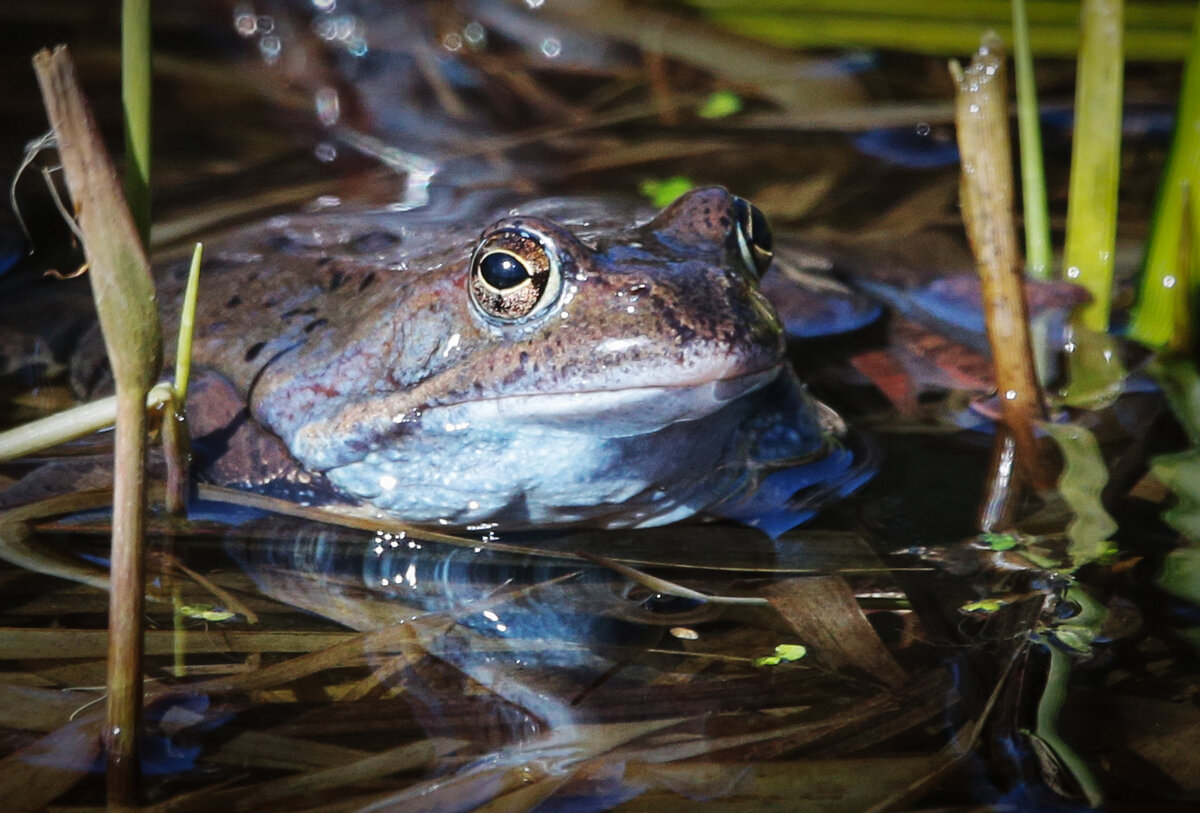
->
[951,36,1051,518]
[32,46,162,806]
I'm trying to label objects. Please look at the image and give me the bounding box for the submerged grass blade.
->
[1038,421,1117,568]
[1128,6,1200,348]
[1012,0,1052,280]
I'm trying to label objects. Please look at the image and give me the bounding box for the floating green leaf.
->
[961,598,1010,614]
[754,643,807,667]
[1039,421,1118,568]
[639,176,695,209]
[698,90,743,119]
[981,532,1019,551]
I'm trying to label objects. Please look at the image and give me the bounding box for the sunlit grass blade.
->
[1063,0,1124,331]
[1127,7,1200,349]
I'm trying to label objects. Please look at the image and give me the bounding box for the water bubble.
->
[540,37,562,58]
[463,21,486,47]
[312,0,335,10]
[234,6,257,36]
[315,86,340,126]
[443,32,463,52]
[313,16,337,40]
[1066,265,1081,279]
[1164,275,1177,288]
[526,0,545,8]
[315,142,337,162]
[915,122,930,136]
[259,34,282,63]
[1004,389,1018,400]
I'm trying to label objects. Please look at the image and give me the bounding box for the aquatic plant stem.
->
[951,37,1051,507]
[1063,0,1124,331]
[32,46,163,806]
[122,0,151,248]
[1012,0,1052,280]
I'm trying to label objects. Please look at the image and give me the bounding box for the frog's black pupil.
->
[480,252,529,289]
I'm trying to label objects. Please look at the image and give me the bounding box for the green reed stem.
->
[701,8,1186,60]
[1012,0,1052,280]
[123,0,151,248]
[1063,0,1124,332]
[1127,8,1200,349]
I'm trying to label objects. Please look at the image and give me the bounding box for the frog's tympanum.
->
[129,188,851,532]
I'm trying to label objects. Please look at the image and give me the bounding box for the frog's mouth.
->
[431,365,783,437]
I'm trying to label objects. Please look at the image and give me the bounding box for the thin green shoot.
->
[1012,0,1052,280]
[173,243,203,404]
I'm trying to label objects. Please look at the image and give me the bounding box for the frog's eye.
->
[731,197,774,278]
[469,227,563,322]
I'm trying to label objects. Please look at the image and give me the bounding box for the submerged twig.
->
[951,35,1051,521]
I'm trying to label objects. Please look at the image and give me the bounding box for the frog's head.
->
[447,185,785,416]
[268,187,797,527]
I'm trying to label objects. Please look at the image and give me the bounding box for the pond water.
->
[0,1,1197,811]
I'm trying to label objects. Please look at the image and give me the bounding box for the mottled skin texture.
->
[133,187,816,526]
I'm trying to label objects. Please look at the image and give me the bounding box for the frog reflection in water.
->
[132,187,856,533]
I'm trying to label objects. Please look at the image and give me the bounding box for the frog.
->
[85,186,852,532]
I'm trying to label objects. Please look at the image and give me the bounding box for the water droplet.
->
[915,122,930,136]
[1066,266,1081,279]
[314,142,337,162]
[443,32,463,52]
[1164,275,1177,288]
[540,37,562,59]
[1004,389,1018,400]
